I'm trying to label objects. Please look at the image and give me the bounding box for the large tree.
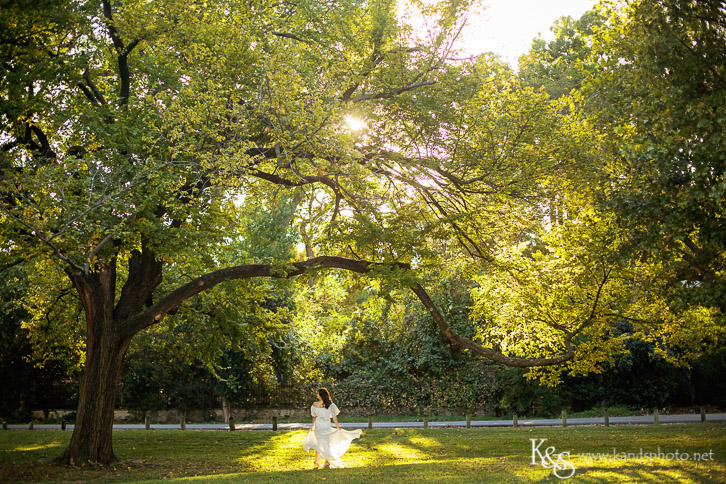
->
[1,0,539,466]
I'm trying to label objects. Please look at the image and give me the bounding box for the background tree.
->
[0,264,81,421]
[518,10,604,100]
[584,0,726,314]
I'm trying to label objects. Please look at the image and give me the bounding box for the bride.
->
[302,388,362,469]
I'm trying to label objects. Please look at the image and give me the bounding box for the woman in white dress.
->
[302,388,362,469]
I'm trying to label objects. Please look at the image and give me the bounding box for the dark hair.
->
[318,388,332,409]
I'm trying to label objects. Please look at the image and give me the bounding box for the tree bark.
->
[222,397,232,423]
[56,267,132,466]
[55,331,130,466]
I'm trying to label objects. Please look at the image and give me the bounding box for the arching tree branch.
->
[119,256,576,368]
[410,284,575,368]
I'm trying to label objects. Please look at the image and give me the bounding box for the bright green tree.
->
[519,10,604,99]
[4,0,720,467]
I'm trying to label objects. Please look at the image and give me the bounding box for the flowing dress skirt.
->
[302,425,362,468]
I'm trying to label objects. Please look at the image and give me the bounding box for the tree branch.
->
[119,255,577,368]
[120,256,381,335]
[83,68,107,105]
[0,205,83,272]
[340,46,423,102]
[100,0,139,106]
[272,32,312,44]
[77,82,100,106]
[346,80,436,103]
[410,284,575,367]
[82,233,115,274]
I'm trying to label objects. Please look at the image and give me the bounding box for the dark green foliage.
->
[691,347,726,407]
[585,0,726,312]
[0,267,80,422]
[332,360,497,412]
[320,274,497,412]
[494,321,724,417]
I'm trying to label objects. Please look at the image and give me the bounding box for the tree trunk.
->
[222,397,232,423]
[56,331,129,466]
[56,268,132,466]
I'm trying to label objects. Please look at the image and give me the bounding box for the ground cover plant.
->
[1,424,724,483]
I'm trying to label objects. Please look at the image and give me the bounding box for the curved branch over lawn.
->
[122,256,576,368]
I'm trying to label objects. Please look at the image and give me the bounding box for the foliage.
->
[519,9,604,99]
[584,0,726,314]
[120,190,308,411]
[0,265,80,422]
[495,322,726,417]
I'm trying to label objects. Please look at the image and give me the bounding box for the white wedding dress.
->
[302,402,362,468]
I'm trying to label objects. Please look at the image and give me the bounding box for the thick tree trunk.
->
[56,331,129,466]
[56,267,132,466]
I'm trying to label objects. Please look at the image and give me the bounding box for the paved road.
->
[7,413,726,431]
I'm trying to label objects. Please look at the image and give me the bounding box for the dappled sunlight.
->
[7,442,62,453]
[578,461,726,484]
[373,442,433,461]
[139,457,537,484]
[407,435,442,450]
[233,430,311,471]
[566,464,726,484]
[229,428,500,472]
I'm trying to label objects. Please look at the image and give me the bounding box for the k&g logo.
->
[530,438,576,479]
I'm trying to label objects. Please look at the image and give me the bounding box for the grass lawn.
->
[1,423,724,483]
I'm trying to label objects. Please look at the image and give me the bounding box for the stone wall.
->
[32,407,312,423]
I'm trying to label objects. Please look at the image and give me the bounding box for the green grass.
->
[1,424,724,483]
[567,406,635,419]
[242,406,643,423]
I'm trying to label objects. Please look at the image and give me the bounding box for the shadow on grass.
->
[129,459,726,484]
[532,463,726,484]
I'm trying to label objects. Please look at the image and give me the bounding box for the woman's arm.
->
[333,415,342,430]
[310,415,316,432]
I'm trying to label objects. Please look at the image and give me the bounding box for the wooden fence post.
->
[423,416,429,429]
[562,410,567,428]
[513,413,518,428]
[604,408,609,427]
[228,417,235,431]
[272,416,278,431]
[654,408,659,425]
[368,416,372,430]
[145,416,151,430]
[701,408,706,423]
[466,414,471,429]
